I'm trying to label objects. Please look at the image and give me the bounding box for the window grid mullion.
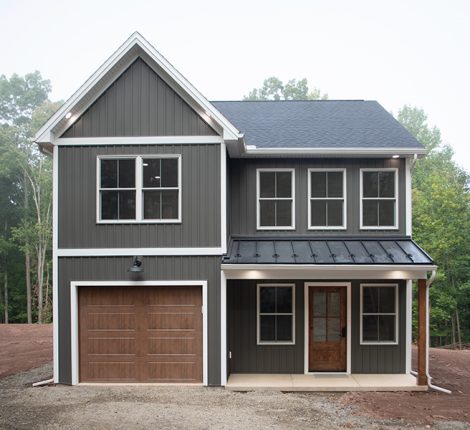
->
[136,156,143,221]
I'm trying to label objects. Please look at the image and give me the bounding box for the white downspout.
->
[410,271,451,393]
[425,271,451,394]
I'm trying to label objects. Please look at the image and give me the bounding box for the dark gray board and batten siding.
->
[58,256,221,385]
[62,58,217,138]
[58,144,221,249]
[229,158,406,237]
[227,280,406,375]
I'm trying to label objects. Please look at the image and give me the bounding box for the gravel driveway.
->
[0,364,468,430]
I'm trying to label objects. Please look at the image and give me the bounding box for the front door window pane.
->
[313,318,326,341]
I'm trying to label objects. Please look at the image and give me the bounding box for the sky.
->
[1,0,469,170]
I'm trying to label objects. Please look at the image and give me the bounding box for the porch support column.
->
[417,278,428,386]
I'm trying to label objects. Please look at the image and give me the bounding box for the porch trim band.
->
[222,264,437,281]
[58,247,224,257]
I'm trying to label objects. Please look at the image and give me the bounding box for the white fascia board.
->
[221,264,437,280]
[242,147,427,157]
[58,247,223,257]
[35,32,240,144]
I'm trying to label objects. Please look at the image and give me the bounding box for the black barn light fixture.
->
[128,256,143,273]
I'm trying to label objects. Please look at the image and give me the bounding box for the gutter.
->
[411,270,451,394]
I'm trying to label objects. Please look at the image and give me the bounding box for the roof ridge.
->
[211,99,368,103]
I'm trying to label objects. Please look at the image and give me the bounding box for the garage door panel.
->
[145,361,199,382]
[147,336,199,355]
[147,311,197,330]
[86,337,137,355]
[87,361,138,382]
[79,286,202,383]
[87,311,136,331]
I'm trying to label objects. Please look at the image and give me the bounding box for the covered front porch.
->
[221,238,437,390]
[226,373,426,392]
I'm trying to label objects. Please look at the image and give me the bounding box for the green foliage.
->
[244,77,328,100]
[398,106,470,345]
[0,71,56,323]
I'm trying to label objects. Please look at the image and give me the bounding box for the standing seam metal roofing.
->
[222,238,434,265]
[211,100,424,150]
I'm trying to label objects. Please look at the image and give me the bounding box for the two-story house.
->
[35,33,436,390]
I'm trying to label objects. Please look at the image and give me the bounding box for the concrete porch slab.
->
[226,373,428,392]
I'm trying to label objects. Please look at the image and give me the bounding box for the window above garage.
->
[97,155,181,223]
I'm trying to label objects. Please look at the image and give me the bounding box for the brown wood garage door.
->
[79,286,202,383]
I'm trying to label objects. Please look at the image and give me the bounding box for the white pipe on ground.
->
[425,271,451,394]
[32,378,54,387]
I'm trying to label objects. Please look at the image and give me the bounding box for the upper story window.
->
[360,284,398,344]
[98,155,181,223]
[360,168,398,229]
[256,169,295,230]
[308,169,346,229]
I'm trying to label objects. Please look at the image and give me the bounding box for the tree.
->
[398,106,470,346]
[0,72,56,323]
[244,77,328,101]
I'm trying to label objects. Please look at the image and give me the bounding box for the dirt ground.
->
[342,347,470,426]
[0,325,469,429]
[0,324,52,378]
[2,364,469,430]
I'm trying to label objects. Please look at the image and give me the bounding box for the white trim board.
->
[58,247,224,257]
[52,146,59,383]
[56,136,223,146]
[304,282,352,375]
[244,148,427,157]
[220,142,227,254]
[405,280,412,374]
[221,264,436,280]
[70,280,208,386]
[405,158,412,236]
[220,271,227,386]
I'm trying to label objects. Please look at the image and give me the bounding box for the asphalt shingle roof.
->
[211,100,424,150]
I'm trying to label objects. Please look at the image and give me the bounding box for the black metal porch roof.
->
[222,237,434,265]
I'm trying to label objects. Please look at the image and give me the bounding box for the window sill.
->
[360,341,398,346]
[257,342,296,346]
[359,226,399,230]
[256,226,296,231]
[97,219,182,224]
[308,226,347,231]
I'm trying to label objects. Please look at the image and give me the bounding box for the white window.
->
[257,169,295,230]
[308,169,346,229]
[97,155,181,223]
[360,168,398,229]
[257,284,295,344]
[360,284,398,345]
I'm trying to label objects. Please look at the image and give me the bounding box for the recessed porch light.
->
[65,112,72,119]
[392,155,399,159]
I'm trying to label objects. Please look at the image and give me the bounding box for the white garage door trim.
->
[70,280,208,386]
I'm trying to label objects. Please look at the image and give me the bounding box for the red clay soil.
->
[0,324,52,378]
[341,346,470,424]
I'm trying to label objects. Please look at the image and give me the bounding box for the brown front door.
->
[308,286,347,372]
[79,286,202,383]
